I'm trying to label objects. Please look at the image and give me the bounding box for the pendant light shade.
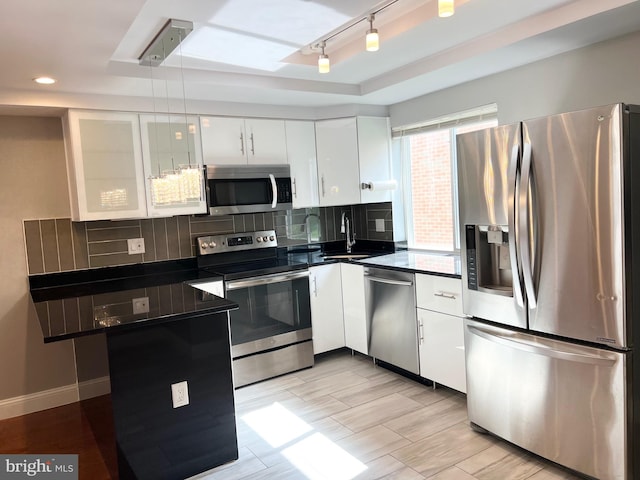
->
[438,0,455,17]
[366,15,379,52]
[318,54,330,73]
[318,42,330,73]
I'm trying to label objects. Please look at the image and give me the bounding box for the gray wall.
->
[0,117,77,401]
[390,30,640,128]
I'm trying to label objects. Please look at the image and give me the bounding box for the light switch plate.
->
[171,381,189,408]
[375,219,385,232]
[132,297,149,314]
[127,238,145,254]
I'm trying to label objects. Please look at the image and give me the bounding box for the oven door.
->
[225,270,312,357]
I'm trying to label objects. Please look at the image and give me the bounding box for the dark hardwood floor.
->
[0,395,117,480]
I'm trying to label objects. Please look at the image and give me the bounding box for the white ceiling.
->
[2,0,640,113]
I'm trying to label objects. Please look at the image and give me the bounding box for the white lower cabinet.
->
[417,309,467,393]
[341,263,368,355]
[309,264,345,354]
[416,273,466,393]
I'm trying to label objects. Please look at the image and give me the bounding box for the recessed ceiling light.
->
[33,77,56,85]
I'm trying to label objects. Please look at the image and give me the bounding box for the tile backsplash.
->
[24,202,393,275]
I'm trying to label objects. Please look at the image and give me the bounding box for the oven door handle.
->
[225,270,310,291]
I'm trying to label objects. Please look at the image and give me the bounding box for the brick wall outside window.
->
[407,119,497,251]
[410,130,453,250]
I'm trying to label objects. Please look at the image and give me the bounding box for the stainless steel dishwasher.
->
[364,267,419,375]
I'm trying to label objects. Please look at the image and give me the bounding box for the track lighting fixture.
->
[366,15,379,52]
[318,42,330,74]
[438,0,455,17]
[311,0,458,74]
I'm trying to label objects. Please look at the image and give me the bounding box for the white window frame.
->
[393,105,498,253]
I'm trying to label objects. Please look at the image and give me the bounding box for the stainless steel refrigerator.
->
[457,103,640,480]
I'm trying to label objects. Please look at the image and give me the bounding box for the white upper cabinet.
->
[357,117,393,204]
[245,118,288,164]
[315,116,393,207]
[200,116,288,165]
[139,114,207,217]
[285,120,319,209]
[63,110,147,221]
[200,117,246,165]
[315,117,361,206]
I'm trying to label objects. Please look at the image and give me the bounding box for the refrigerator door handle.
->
[507,144,524,307]
[519,142,537,308]
[467,325,617,366]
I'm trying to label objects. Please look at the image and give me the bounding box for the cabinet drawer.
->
[415,274,463,316]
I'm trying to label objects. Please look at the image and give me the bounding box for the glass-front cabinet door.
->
[139,114,206,217]
[64,110,148,221]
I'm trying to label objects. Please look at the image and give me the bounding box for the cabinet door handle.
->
[434,291,457,299]
[239,132,245,156]
[313,275,318,297]
[419,319,424,345]
[292,178,297,198]
[250,133,255,155]
[321,175,326,197]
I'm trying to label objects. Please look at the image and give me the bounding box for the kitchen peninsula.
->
[29,261,239,480]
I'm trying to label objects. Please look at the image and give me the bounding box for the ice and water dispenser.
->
[465,224,513,296]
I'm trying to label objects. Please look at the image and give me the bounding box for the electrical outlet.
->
[127,238,145,255]
[171,381,189,408]
[132,297,149,314]
[375,219,385,232]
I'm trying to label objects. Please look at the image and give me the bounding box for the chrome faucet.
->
[341,212,356,253]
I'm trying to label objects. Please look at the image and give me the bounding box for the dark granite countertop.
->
[29,260,237,343]
[29,244,460,343]
[356,251,461,278]
[283,242,461,278]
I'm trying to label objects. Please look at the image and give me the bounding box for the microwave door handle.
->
[508,143,524,308]
[269,174,277,208]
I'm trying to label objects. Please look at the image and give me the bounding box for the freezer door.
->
[522,104,626,347]
[465,319,627,480]
[457,124,526,328]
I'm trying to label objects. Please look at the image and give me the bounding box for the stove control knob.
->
[269,235,275,241]
[200,242,209,249]
[256,237,263,243]
[263,236,269,242]
[210,242,217,248]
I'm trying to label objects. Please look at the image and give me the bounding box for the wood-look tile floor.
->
[192,350,584,480]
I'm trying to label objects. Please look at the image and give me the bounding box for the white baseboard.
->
[78,376,111,401]
[0,384,79,421]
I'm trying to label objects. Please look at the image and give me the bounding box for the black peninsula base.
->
[106,311,238,480]
[29,261,240,480]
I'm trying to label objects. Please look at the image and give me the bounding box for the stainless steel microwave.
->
[206,165,293,215]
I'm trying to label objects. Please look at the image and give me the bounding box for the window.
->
[394,107,498,252]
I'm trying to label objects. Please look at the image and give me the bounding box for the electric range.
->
[196,230,313,387]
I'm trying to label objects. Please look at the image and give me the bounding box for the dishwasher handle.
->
[363,274,413,287]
